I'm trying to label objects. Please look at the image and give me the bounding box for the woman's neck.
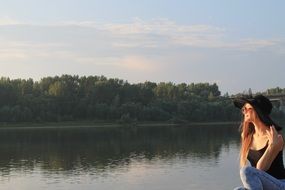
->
[252,120,268,136]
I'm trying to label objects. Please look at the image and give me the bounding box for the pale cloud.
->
[0,17,21,25]
[118,56,157,71]
[102,18,223,35]
[235,39,280,51]
[0,42,25,61]
[0,49,28,61]
[0,17,282,51]
[74,56,119,66]
[65,18,227,49]
[0,17,284,84]
[74,55,156,72]
[0,41,70,62]
[103,19,282,51]
[105,18,177,35]
[61,18,281,51]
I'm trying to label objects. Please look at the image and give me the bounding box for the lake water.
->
[0,124,243,190]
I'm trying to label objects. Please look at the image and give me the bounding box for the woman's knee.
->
[240,166,255,178]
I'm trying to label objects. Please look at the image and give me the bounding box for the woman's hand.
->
[266,125,283,149]
[256,125,284,171]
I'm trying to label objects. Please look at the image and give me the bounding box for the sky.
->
[0,0,285,94]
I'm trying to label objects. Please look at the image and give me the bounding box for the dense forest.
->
[0,75,284,124]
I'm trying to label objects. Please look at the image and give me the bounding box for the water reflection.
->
[0,124,240,177]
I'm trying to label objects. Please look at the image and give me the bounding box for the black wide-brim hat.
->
[233,94,282,131]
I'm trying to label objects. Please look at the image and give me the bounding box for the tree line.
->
[0,75,284,123]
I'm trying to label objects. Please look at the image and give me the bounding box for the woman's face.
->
[242,103,255,122]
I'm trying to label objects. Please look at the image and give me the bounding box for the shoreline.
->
[0,120,241,130]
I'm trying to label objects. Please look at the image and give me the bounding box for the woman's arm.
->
[256,126,284,171]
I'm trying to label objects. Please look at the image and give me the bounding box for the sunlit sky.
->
[0,0,285,94]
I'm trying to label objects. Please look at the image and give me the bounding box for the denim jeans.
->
[234,166,285,190]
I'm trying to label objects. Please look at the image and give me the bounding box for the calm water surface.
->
[0,124,243,190]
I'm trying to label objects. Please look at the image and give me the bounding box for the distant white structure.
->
[265,94,285,113]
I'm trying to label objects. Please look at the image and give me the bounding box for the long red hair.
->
[239,121,255,167]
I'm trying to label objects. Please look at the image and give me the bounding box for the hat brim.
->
[233,97,282,130]
[233,97,254,109]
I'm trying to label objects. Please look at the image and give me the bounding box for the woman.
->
[233,95,285,190]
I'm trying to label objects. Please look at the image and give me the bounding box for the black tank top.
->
[248,144,285,179]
